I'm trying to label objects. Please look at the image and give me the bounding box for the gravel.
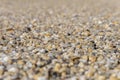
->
[0,0,120,80]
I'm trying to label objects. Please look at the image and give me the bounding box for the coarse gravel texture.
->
[0,0,120,80]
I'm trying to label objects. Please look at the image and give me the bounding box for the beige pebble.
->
[109,74,119,80]
[69,62,74,66]
[79,68,84,73]
[97,55,104,61]
[59,67,66,73]
[97,75,106,80]
[0,69,3,75]
[8,67,18,72]
[18,60,24,65]
[33,75,39,80]
[78,62,84,68]
[81,55,88,61]
[61,72,66,78]
[81,30,91,36]
[54,63,61,72]
[85,69,95,78]
[70,67,77,74]
[89,56,97,63]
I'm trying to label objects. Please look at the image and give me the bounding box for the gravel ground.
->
[0,0,120,80]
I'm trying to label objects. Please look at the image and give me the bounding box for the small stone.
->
[61,72,66,78]
[97,75,106,80]
[68,76,77,80]
[78,62,84,68]
[6,28,14,32]
[89,56,97,63]
[69,62,74,66]
[81,30,91,36]
[33,75,39,80]
[18,60,24,65]
[8,67,18,72]
[109,74,119,80]
[85,70,95,78]
[26,62,32,68]
[3,56,9,62]
[81,55,88,61]
[97,55,104,61]
[38,76,47,80]
[0,70,3,76]
[54,63,61,72]
[70,67,77,74]
[59,67,66,73]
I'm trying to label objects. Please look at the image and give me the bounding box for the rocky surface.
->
[0,0,120,80]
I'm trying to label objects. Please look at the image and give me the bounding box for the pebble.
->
[97,75,106,80]
[85,70,95,78]
[0,68,4,76]
[81,55,88,62]
[8,67,18,72]
[37,76,47,80]
[109,74,119,80]
[89,55,97,63]
[54,63,61,72]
